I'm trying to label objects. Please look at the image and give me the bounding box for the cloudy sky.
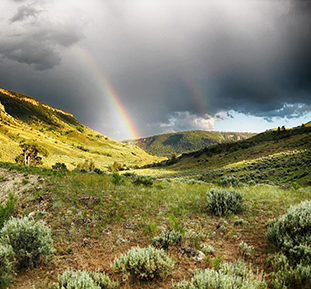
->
[1,0,311,140]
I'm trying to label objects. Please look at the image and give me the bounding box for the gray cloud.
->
[11,4,41,22]
[0,0,311,139]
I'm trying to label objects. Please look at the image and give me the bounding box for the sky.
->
[0,0,311,140]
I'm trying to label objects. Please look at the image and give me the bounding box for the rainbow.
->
[73,44,140,140]
[185,77,211,116]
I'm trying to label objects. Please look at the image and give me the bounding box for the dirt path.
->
[0,167,42,204]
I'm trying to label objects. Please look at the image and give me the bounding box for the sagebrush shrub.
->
[0,243,14,289]
[57,269,118,289]
[268,253,311,289]
[239,241,254,259]
[173,259,266,289]
[266,201,311,288]
[266,201,311,256]
[152,229,182,249]
[132,176,154,186]
[219,175,240,187]
[206,188,244,216]
[112,245,174,280]
[0,217,54,269]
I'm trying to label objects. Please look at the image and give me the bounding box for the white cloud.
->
[155,111,228,134]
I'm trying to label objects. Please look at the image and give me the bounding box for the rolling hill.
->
[140,123,311,186]
[0,88,162,170]
[123,130,256,157]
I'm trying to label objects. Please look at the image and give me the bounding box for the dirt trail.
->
[0,167,42,204]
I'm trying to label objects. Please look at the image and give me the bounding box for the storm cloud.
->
[0,0,311,139]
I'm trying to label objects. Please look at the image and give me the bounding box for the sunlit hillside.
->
[138,123,311,186]
[0,88,162,170]
[123,130,256,157]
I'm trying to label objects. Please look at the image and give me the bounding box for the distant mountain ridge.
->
[123,130,256,157]
[0,88,161,170]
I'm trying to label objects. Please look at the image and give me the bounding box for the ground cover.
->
[0,162,310,288]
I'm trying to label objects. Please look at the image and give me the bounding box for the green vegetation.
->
[0,194,17,229]
[173,260,266,289]
[15,140,49,166]
[0,88,311,288]
[123,130,256,157]
[0,162,309,288]
[0,217,54,269]
[206,188,244,216]
[112,245,175,280]
[57,269,118,289]
[0,88,162,171]
[266,201,311,288]
[0,243,14,289]
[152,229,182,249]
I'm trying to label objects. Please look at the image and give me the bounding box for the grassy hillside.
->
[138,124,311,186]
[123,130,256,157]
[0,88,162,170]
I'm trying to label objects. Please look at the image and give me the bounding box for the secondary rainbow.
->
[73,44,140,140]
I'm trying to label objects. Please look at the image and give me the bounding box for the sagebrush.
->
[0,217,54,269]
[173,259,266,289]
[112,245,174,280]
[206,188,244,216]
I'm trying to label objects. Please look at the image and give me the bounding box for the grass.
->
[1,163,309,288]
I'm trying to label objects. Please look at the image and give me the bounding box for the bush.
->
[266,201,311,288]
[239,241,254,259]
[0,194,16,229]
[132,176,154,186]
[57,269,118,289]
[112,245,174,280]
[219,175,240,187]
[152,229,182,249]
[268,253,311,289]
[52,162,67,170]
[266,201,311,256]
[0,217,54,269]
[0,243,14,289]
[206,188,244,216]
[111,173,124,185]
[173,259,266,289]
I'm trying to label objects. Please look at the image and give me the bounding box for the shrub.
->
[111,173,124,185]
[266,201,311,288]
[268,253,311,289]
[57,269,118,289]
[173,259,266,289]
[132,176,154,186]
[152,230,182,249]
[0,217,54,269]
[112,245,174,280]
[108,161,122,173]
[266,201,311,256]
[0,243,14,289]
[52,162,67,170]
[219,175,240,187]
[239,241,254,259]
[206,188,244,216]
[0,194,17,229]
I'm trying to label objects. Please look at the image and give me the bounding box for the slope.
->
[123,130,256,157]
[0,88,162,170]
[140,124,311,186]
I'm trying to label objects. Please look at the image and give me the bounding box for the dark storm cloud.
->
[11,4,41,22]
[0,24,82,70]
[1,0,311,139]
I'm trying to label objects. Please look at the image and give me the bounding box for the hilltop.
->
[0,88,162,170]
[123,130,256,157]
